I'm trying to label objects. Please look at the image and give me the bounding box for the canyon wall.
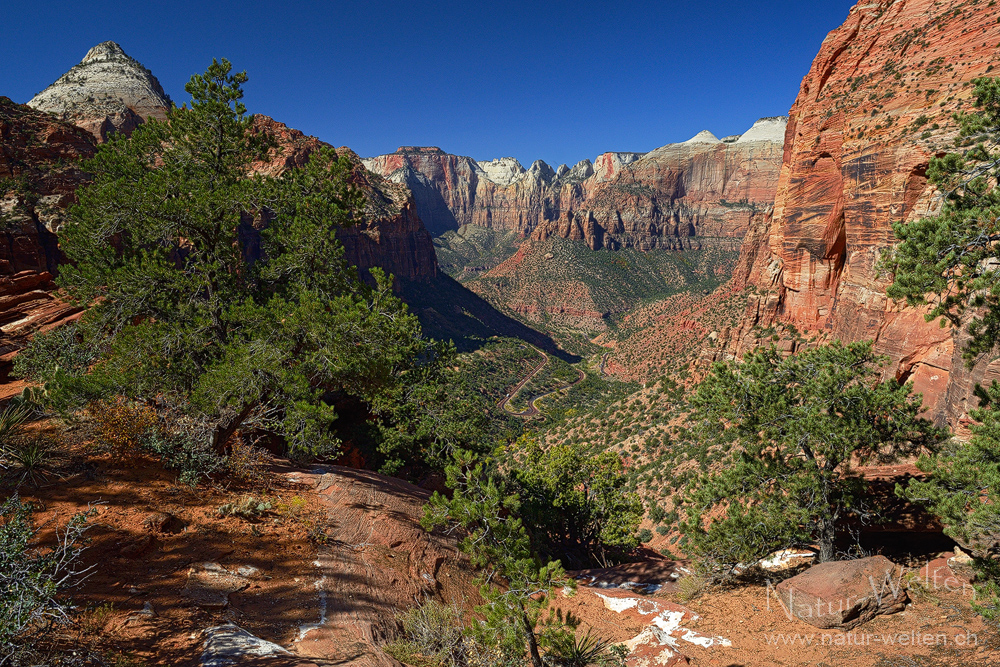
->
[0,97,94,376]
[363,118,785,250]
[251,117,437,282]
[729,0,1000,427]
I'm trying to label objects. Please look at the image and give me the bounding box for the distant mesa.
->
[27,41,172,142]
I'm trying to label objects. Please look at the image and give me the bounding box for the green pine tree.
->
[423,451,566,667]
[889,77,1000,617]
[680,341,942,570]
[885,76,1000,361]
[21,59,428,460]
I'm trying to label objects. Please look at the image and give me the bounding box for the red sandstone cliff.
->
[0,97,94,375]
[363,121,784,250]
[730,0,1000,427]
[251,117,437,283]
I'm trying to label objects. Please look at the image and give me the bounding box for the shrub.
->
[225,436,272,487]
[676,572,707,602]
[276,496,308,519]
[0,495,95,664]
[88,398,158,461]
[384,599,467,667]
[4,436,59,489]
[139,407,227,487]
[543,628,623,667]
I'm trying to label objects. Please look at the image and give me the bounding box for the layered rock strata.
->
[363,118,785,250]
[28,41,172,142]
[729,0,1000,426]
[0,98,94,376]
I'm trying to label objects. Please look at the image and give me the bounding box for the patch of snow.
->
[295,575,328,642]
[758,549,815,571]
[201,625,291,667]
[595,593,639,613]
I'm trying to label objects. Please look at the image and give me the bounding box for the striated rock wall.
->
[28,41,172,142]
[729,0,1000,427]
[0,98,94,376]
[363,119,785,250]
[251,116,437,282]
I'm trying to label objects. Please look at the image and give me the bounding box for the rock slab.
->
[775,556,907,630]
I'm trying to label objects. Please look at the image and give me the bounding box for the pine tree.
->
[886,77,1000,361]
[890,77,1000,617]
[423,452,566,667]
[680,341,942,571]
[26,59,428,459]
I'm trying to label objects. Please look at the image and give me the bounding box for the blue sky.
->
[3,0,855,167]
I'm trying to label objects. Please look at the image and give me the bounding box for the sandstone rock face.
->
[774,556,907,630]
[251,116,437,282]
[363,119,784,250]
[27,41,171,142]
[731,0,1000,427]
[0,97,93,377]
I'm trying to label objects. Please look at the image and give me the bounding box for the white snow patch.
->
[295,575,328,642]
[681,629,732,648]
[758,549,815,572]
[595,593,639,613]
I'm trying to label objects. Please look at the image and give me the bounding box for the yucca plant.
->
[0,402,30,452]
[543,628,618,667]
[5,437,58,488]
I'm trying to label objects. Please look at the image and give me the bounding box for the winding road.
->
[498,347,586,418]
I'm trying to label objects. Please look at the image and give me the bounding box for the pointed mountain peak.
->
[82,41,129,63]
[27,41,171,141]
[683,130,721,145]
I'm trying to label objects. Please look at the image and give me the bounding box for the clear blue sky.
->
[3,0,856,167]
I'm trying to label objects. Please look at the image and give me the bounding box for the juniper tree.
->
[889,77,1000,618]
[23,59,427,459]
[680,341,942,570]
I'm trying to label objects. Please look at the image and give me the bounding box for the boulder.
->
[200,624,311,667]
[142,511,185,534]
[181,562,251,609]
[774,555,907,630]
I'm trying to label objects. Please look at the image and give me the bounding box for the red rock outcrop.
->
[363,120,785,250]
[730,0,1000,426]
[0,97,93,376]
[251,116,437,282]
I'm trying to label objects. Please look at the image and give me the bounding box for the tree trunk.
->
[817,517,836,563]
[211,398,261,454]
[521,606,544,667]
